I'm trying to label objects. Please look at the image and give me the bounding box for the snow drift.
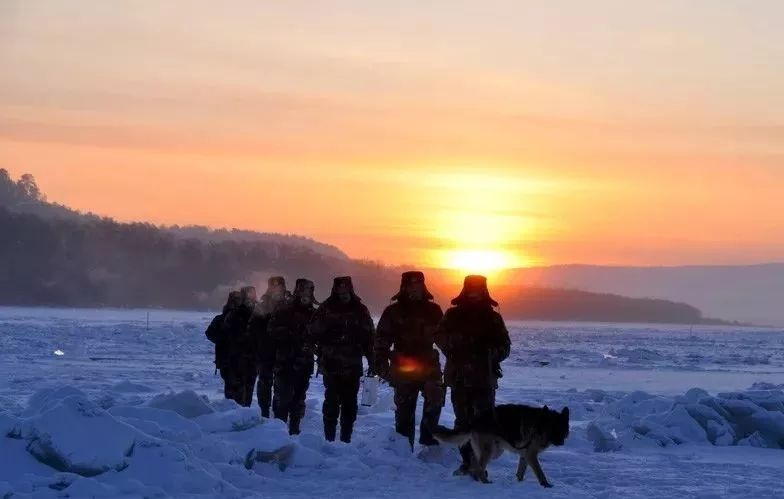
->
[585,388,784,451]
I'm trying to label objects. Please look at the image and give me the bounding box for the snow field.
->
[1,308,784,498]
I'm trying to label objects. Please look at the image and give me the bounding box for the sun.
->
[445,249,514,273]
[435,248,532,278]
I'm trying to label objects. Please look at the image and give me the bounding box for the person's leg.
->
[272,371,293,423]
[288,374,310,435]
[241,367,258,408]
[339,375,361,443]
[394,383,418,447]
[219,367,233,400]
[450,385,473,475]
[420,380,445,446]
[257,365,273,418]
[322,374,339,441]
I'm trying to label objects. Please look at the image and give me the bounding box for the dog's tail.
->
[432,425,472,447]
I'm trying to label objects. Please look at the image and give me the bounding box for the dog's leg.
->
[516,455,527,482]
[472,441,493,484]
[525,449,553,488]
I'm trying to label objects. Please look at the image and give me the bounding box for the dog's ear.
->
[561,407,570,419]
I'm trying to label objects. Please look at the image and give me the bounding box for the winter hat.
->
[331,276,356,296]
[294,278,319,305]
[451,275,498,307]
[267,276,286,290]
[224,291,242,312]
[240,286,257,303]
[391,271,434,301]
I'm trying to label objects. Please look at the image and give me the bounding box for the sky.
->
[1,0,783,271]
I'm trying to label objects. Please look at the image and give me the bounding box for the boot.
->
[260,406,270,419]
[453,444,472,475]
[289,418,301,436]
[419,434,439,447]
[340,424,353,444]
[324,423,337,442]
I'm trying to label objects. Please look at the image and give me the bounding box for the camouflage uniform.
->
[435,275,511,473]
[311,277,375,443]
[268,279,318,435]
[249,276,292,418]
[205,291,242,399]
[375,271,444,447]
[222,286,258,407]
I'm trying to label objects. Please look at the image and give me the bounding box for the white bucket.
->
[360,375,379,407]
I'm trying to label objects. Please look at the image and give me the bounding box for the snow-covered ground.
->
[1,307,783,498]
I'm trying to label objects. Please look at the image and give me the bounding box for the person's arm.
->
[360,305,376,375]
[434,310,452,355]
[309,306,327,346]
[373,307,394,379]
[490,312,511,363]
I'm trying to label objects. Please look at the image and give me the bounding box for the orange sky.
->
[2,1,783,270]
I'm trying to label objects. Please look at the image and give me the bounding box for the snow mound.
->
[20,393,144,476]
[1,387,298,496]
[586,388,784,451]
[147,390,214,418]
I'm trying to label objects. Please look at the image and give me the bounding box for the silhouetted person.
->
[205,290,242,399]
[375,271,444,448]
[311,277,375,443]
[435,275,511,476]
[223,286,258,406]
[249,276,292,418]
[268,279,319,435]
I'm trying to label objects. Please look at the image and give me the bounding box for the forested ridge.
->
[0,169,729,324]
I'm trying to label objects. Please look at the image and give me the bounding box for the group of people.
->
[205,272,511,475]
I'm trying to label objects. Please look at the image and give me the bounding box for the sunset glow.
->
[441,249,518,274]
[2,1,783,270]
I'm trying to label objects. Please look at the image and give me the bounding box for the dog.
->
[433,404,570,486]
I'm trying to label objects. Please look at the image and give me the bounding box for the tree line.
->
[0,169,718,324]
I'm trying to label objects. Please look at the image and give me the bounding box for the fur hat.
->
[267,276,286,289]
[391,271,434,301]
[332,276,354,295]
[240,286,257,303]
[451,275,498,307]
[294,278,319,305]
[224,291,242,313]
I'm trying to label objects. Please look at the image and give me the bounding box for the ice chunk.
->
[109,406,203,442]
[22,394,144,477]
[147,391,214,419]
[193,407,261,433]
[586,420,622,452]
[24,386,87,416]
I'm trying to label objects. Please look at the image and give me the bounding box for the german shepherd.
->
[434,404,570,486]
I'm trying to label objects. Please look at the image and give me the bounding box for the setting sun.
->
[443,248,517,274]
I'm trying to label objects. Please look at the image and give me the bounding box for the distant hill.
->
[0,169,348,262]
[502,264,784,326]
[0,169,749,325]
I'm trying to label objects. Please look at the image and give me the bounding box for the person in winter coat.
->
[248,276,292,417]
[205,290,242,399]
[222,286,258,407]
[435,275,511,476]
[375,271,444,448]
[268,279,319,435]
[311,276,375,443]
